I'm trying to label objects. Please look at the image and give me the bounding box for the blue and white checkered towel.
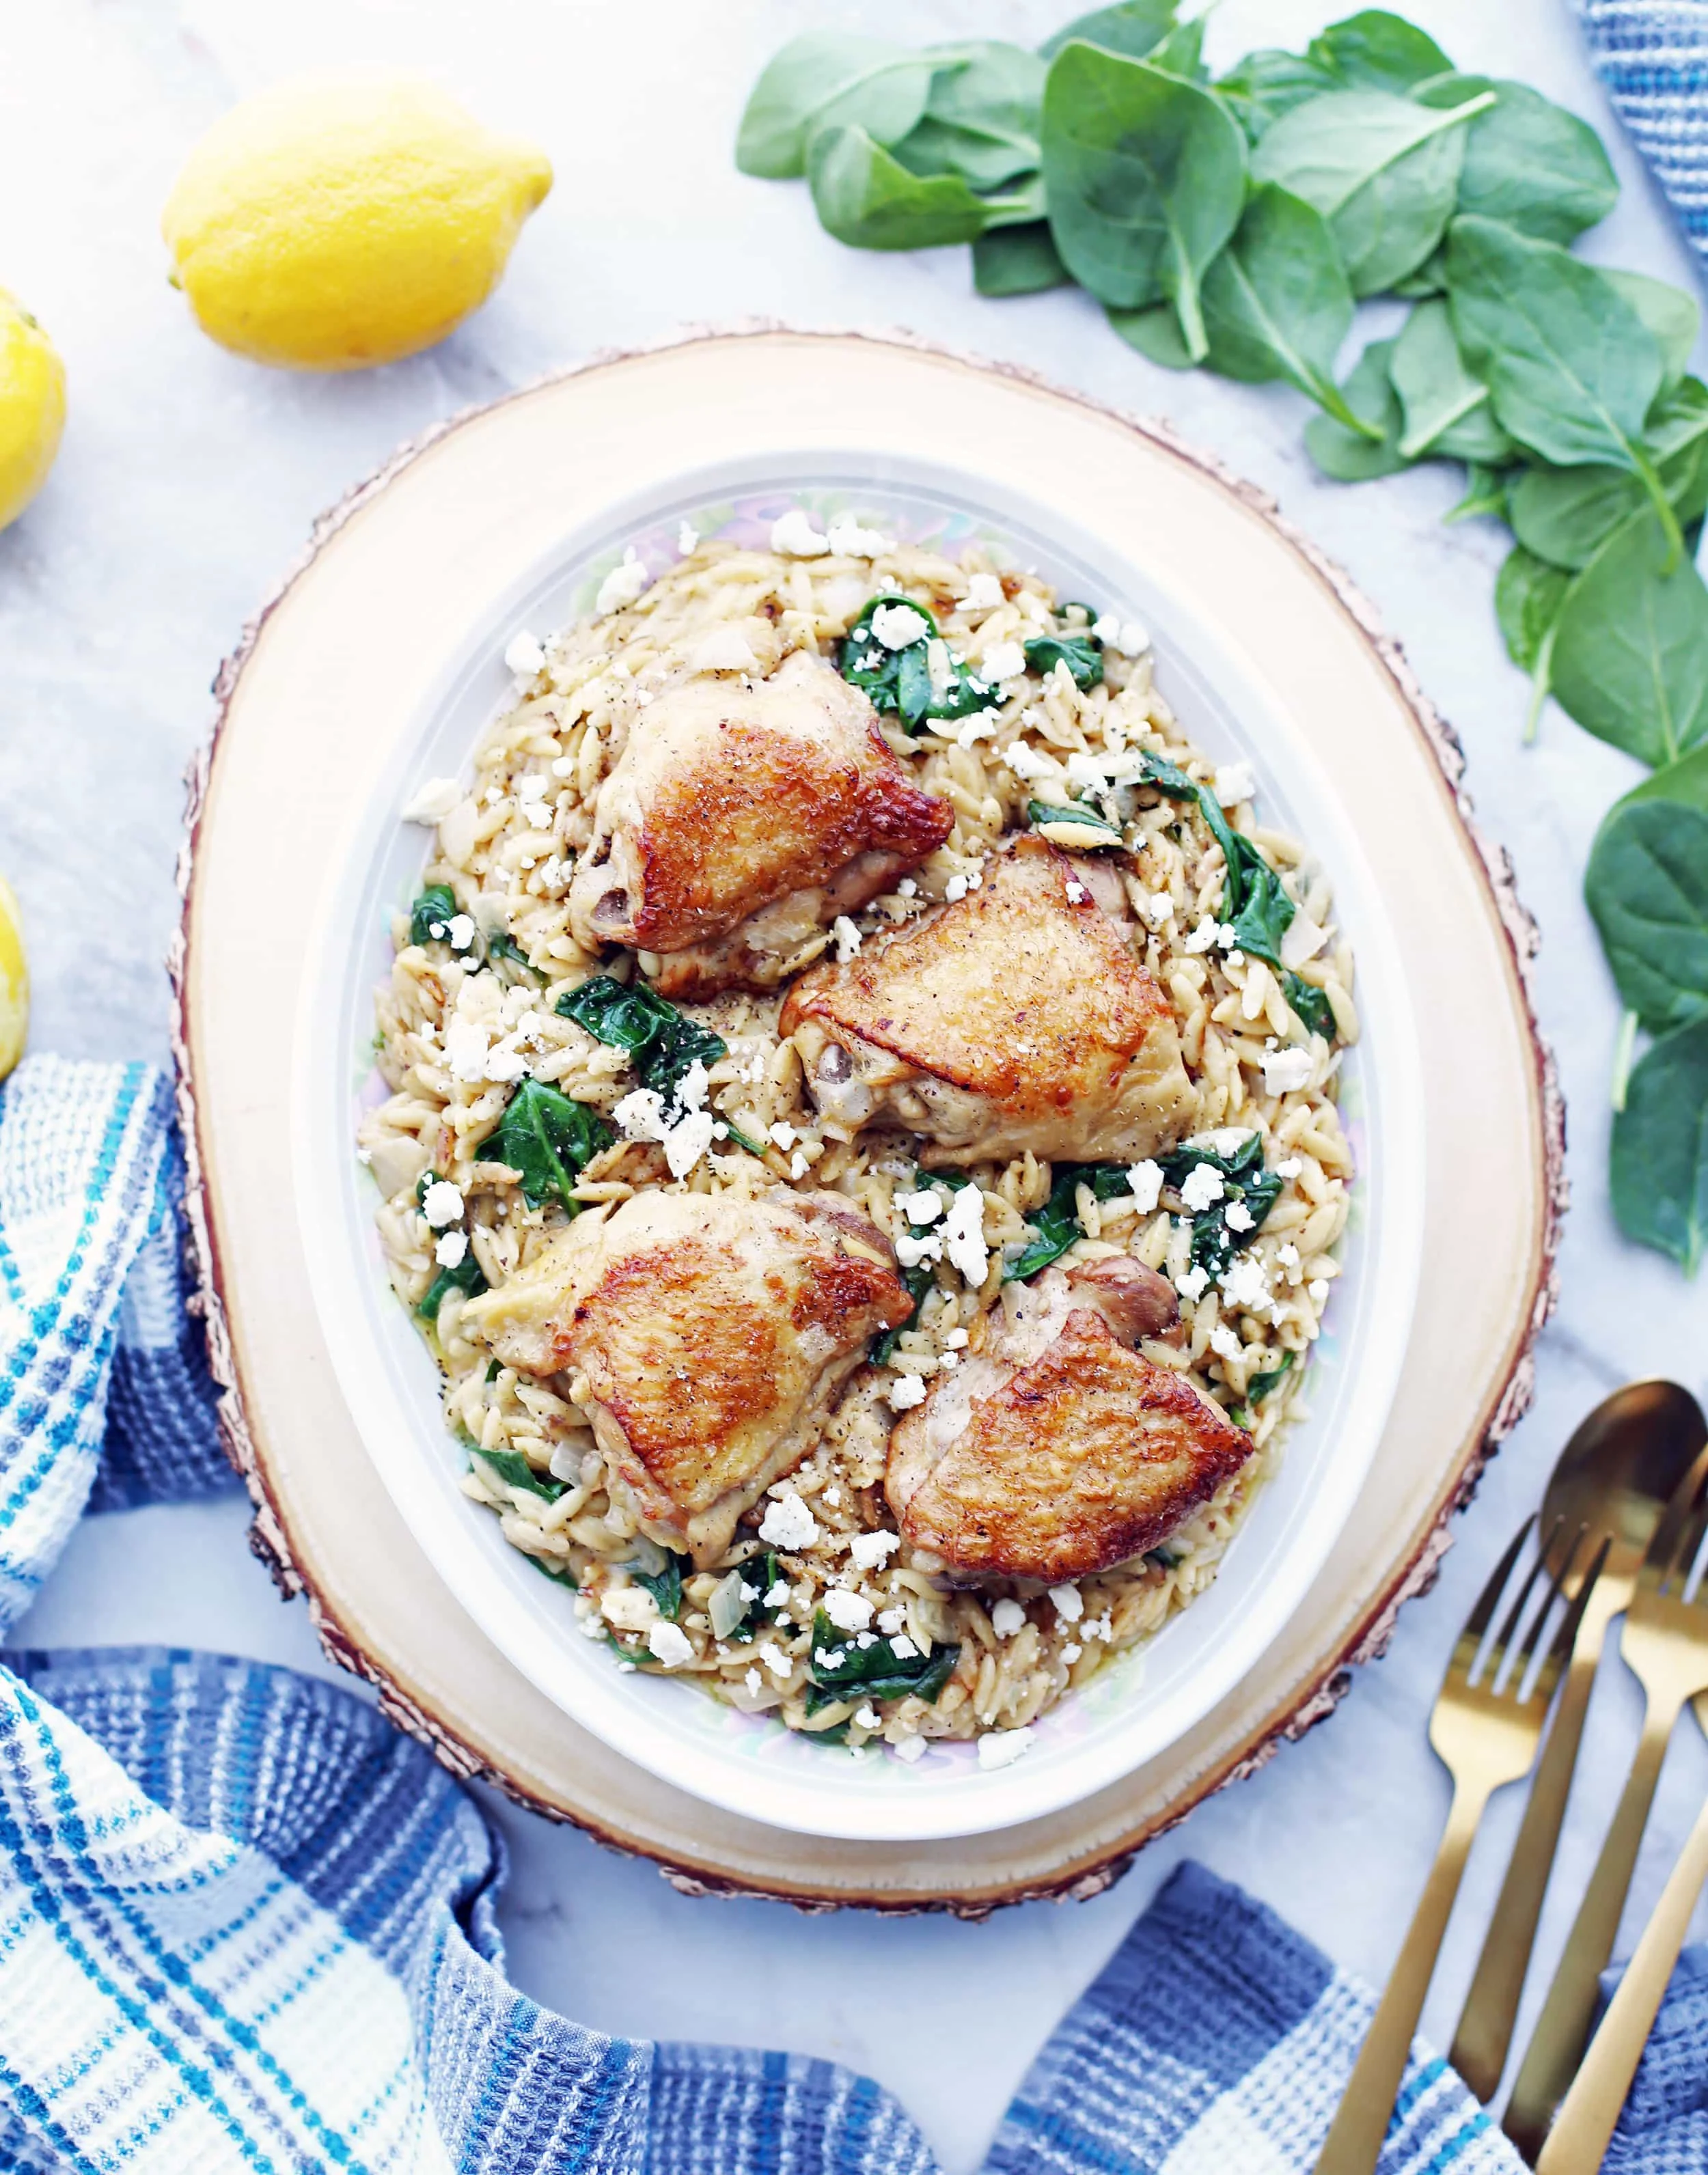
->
[1576,1,1708,264]
[3,1056,1704,2173]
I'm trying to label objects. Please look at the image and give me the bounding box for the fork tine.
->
[1645,1445,1708,1592]
[1528,1534,1609,1709]
[1491,1515,1558,1657]
[1450,1518,1535,1680]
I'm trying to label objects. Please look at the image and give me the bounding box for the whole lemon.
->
[0,292,66,533]
[161,77,552,371]
[0,874,27,1082]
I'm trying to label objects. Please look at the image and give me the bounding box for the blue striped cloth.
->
[4,1053,1703,2172]
[1576,0,1708,263]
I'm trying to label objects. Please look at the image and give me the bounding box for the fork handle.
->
[1503,1687,1685,2161]
[1450,1605,1608,2100]
[1536,1788,1708,2175]
[1313,1778,1491,2175]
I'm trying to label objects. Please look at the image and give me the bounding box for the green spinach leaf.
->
[894,42,1045,190]
[736,33,940,178]
[1023,632,1104,686]
[1252,85,1493,296]
[840,595,995,728]
[409,883,458,947]
[1215,50,1336,141]
[974,220,1071,294]
[1306,10,1453,92]
[1245,1348,1297,1404]
[1198,185,1374,437]
[808,126,1001,248]
[1550,508,1708,766]
[1507,380,1708,570]
[556,975,729,1102]
[1040,0,1176,62]
[473,1447,564,1504]
[1444,462,1510,524]
[1107,299,1198,368]
[1284,973,1336,1040]
[1585,802,1708,1033]
[1006,1161,1134,1280]
[419,1249,487,1320]
[1494,543,1571,741]
[1415,74,1618,244]
[1137,749,1295,962]
[1304,337,1410,480]
[488,1079,614,1215]
[1603,270,1699,402]
[1028,799,1123,844]
[486,929,536,977]
[1390,298,1509,461]
[1040,42,1248,359]
[872,1260,935,1364]
[1158,1135,1282,1275]
[1610,1017,1708,1273]
[808,1610,961,1702]
[1446,216,1681,563]
[633,1553,690,1622]
[1616,745,1708,820]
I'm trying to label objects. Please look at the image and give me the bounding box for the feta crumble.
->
[1127,1160,1163,1213]
[434,1230,469,1269]
[771,508,829,556]
[943,874,969,902]
[1048,1583,1084,1622]
[894,1734,927,1764]
[595,548,650,615]
[894,1231,943,1269]
[898,1189,944,1226]
[849,1530,901,1571]
[758,1491,820,1551]
[401,777,463,826]
[1179,1163,1227,1213]
[422,1180,464,1228]
[646,1620,694,1667]
[977,1727,1035,1771]
[504,630,546,678]
[614,1088,668,1141]
[759,1641,793,1680]
[1002,743,1053,783]
[1223,1201,1256,1233]
[789,1150,811,1180]
[872,601,930,650]
[662,1108,716,1180]
[1091,614,1151,656]
[1209,1323,1245,1365]
[1176,1264,1211,1303]
[444,1018,493,1084]
[827,516,892,557]
[823,1589,875,1634]
[963,572,1005,609]
[1213,761,1256,807]
[888,1374,928,1411]
[767,1121,797,1150]
[979,639,1028,683]
[943,1183,989,1288]
[831,914,863,962]
[677,521,700,555]
[1220,1256,1273,1313]
[1262,1047,1314,1096]
[991,1597,1027,1638]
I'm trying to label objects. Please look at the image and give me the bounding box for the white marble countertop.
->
[5,1,1707,2165]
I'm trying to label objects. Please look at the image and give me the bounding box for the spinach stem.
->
[1632,449,1684,571]
[1314,376,1385,444]
[1611,1008,1638,1113]
[1172,264,1209,365]
[1523,625,1556,746]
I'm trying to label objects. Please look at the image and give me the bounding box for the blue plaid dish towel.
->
[5,1045,1707,2175]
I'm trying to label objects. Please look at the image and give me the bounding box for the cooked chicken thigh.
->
[781,834,1196,1165]
[466,1187,912,1566]
[886,1260,1252,1582]
[566,650,952,999]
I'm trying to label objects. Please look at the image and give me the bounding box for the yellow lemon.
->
[161,77,552,371]
[0,874,27,1082]
[0,292,66,533]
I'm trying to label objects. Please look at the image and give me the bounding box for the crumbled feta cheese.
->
[943,1183,989,1288]
[662,1108,716,1179]
[1220,1256,1272,1312]
[831,914,862,962]
[898,1189,943,1226]
[646,1620,694,1667]
[877,1606,905,1635]
[894,1733,927,1764]
[422,1180,464,1228]
[437,913,471,952]
[824,1588,875,1634]
[849,1529,901,1570]
[1277,1243,1301,1269]
[1216,924,1241,952]
[943,1327,969,1349]
[614,1088,668,1141]
[789,1150,810,1180]
[1049,1583,1084,1623]
[894,1230,943,1269]
[943,874,969,902]
[889,1374,928,1411]
[1213,761,1256,807]
[1176,1264,1211,1303]
[824,1489,842,1508]
[1127,1160,1164,1214]
[991,1597,1027,1638]
[1065,878,1089,904]
[872,601,930,650]
[434,1230,469,1269]
[767,1121,797,1150]
[758,1491,820,1551]
[483,1040,529,1085]
[444,1018,492,1083]
[595,548,650,615]
[963,572,1005,609]
[1223,1201,1256,1233]
[1092,615,1151,656]
[1263,1047,1314,1096]
[744,1666,762,1694]
[1209,1323,1245,1364]
[889,1635,920,1663]
[689,626,759,674]
[1002,742,1053,783]
[504,630,546,678]
[1183,916,1221,955]
[980,639,1028,682]
[853,1704,881,1731]
[955,710,1002,748]
[771,508,831,557]
[827,516,892,557]
[401,777,463,825]
[1146,892,1174,926]
[1276,1158,1303,1180]
[673,1060,709,1113]
[758,1640,793,1679]
[1180,1163,1227,1213]
[978,1727,1035,1771]
[1308,1277,1332,1304]
[678,521,700,555]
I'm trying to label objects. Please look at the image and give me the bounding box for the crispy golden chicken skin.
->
[465,1187,912,1566]
[886,1262,1251,1583]
[780,834,1196,1165]
[566,650,952,999]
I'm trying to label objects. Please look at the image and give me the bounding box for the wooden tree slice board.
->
[172,327,1562,1913]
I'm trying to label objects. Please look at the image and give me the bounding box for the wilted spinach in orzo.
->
[736,4,1708,1273]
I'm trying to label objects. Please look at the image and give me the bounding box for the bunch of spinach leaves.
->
[488,1079,614,1217]
[807,1609,961,1708]
[557,975,729,1101]
[840,595,998,728]
[1157,1135,1283,1274]
[738,3,1708,1272]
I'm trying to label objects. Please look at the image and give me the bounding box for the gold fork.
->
[1505,1441,1708,2161]
[1312,1518,1601,2175]
[1535,1689,1708,2174]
